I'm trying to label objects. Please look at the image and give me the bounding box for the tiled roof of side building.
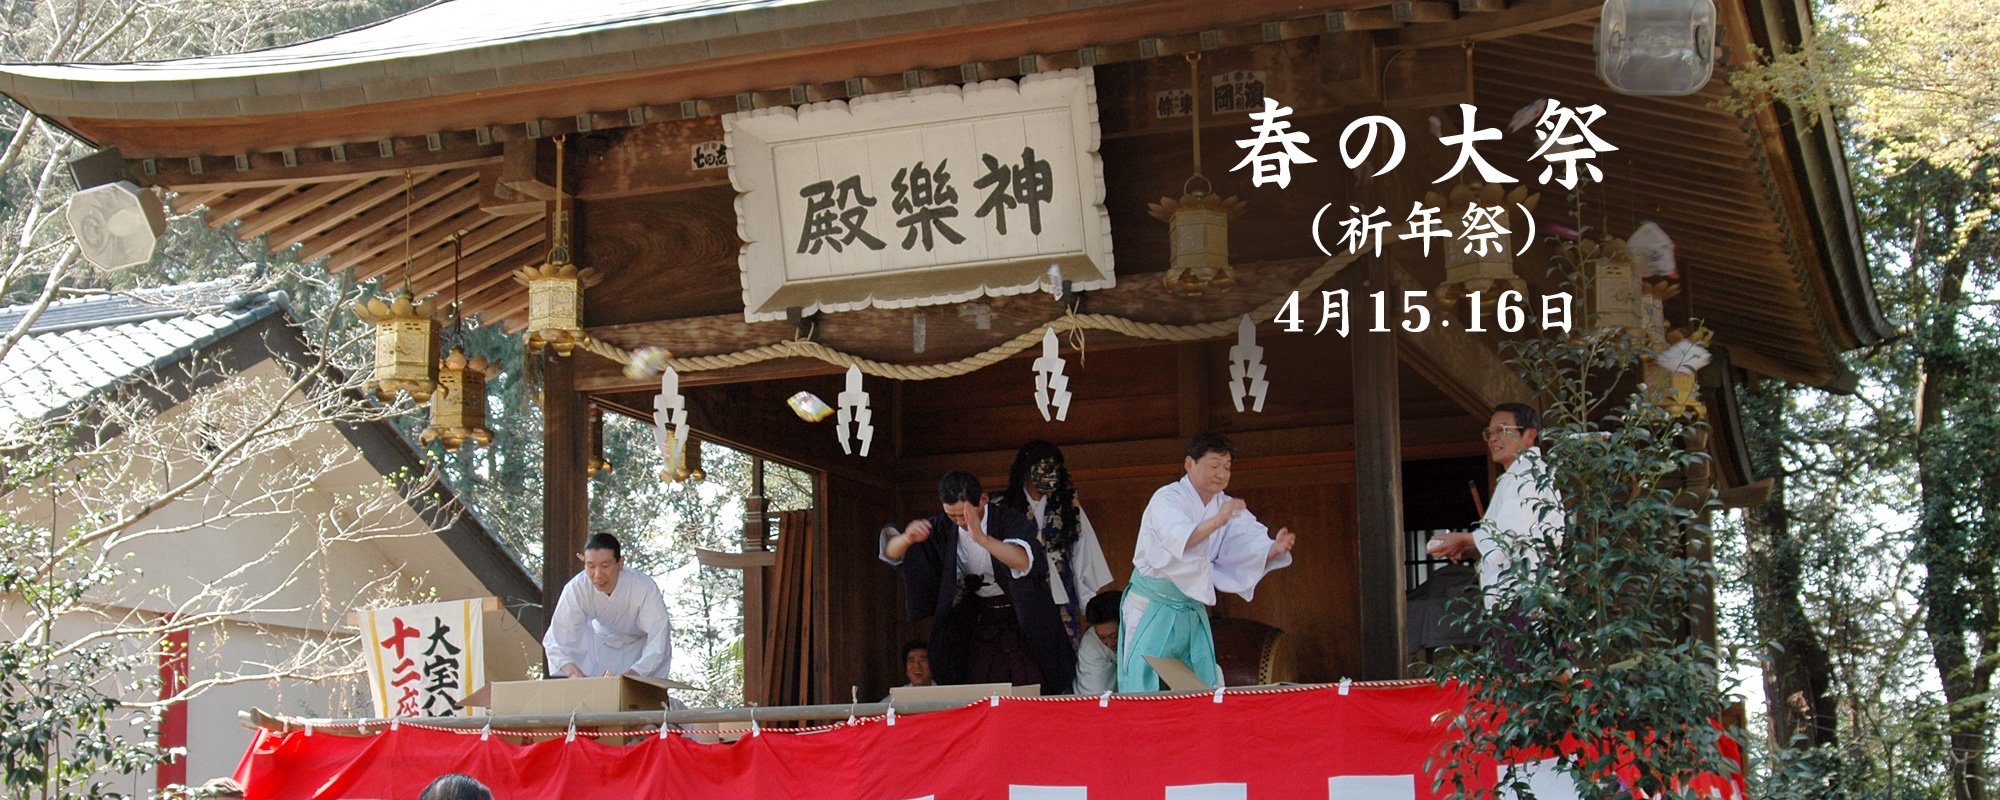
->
[0,278,284,427]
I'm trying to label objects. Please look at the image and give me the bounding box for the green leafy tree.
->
[1730,2,2000,795]
[1429,209,1735,800]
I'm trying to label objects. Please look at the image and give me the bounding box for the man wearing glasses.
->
[1425,403,1566,607]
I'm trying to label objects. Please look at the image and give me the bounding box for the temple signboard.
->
[725,69,1114,323]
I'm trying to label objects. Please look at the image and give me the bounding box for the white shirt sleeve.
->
[1072,632,1117,695]
[1474,451,1565,606]
[1000,538,1035,578]
[628,577,675,677]
[1207,509,1292,602]
[1070,507,1114,606]
[541,577,589,674]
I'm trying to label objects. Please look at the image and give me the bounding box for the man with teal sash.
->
[1119,432,1296,691]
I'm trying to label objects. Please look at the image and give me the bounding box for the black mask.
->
[1029,458,1061,493]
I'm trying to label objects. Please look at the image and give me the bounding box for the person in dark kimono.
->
[994,440,1112,648]
[879,470,1077,694]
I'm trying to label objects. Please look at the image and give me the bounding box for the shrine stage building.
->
[0,0,1889,706]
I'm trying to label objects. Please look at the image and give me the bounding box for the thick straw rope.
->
[580,253,1358,381]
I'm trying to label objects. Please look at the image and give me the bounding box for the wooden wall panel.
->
[1216,476,1361,683]
[899,346,1182,458]
[820,473,911,706]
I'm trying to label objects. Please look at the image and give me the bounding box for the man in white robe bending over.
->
[1119,432,1296,691]
[543,533,674,679]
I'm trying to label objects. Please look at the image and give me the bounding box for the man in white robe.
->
[1427,403,1567,609]
[1119,432,1295,691]
[1072,590,1122,695]
[543,533,674,679]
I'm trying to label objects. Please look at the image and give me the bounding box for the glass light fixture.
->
[1596,0,1717,96]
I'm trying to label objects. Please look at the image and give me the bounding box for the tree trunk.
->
[1916,247,1988,800]
[1740,379,1839,753]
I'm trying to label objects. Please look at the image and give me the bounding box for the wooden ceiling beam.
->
[404,215,543,289]
[1384,0,1599,46]
[233,177,373,240]
[265,175,404,250]
[460,252,539,319]
[295,169,476,263]
[171,188,227,214]
[146,137,501,193]
[356,211,503,283]
[342,203,491,280]
[411,224,546,298]
[202,185,295,227]
[323,185,483,274]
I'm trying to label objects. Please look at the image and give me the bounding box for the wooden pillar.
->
[1353,259,1408,680]
[541,349,591,620]
[741,457,770,703]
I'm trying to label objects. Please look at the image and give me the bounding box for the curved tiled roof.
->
[0,278,282,426]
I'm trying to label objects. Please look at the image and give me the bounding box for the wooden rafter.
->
[291,170,474,263]
[233,178,374,240]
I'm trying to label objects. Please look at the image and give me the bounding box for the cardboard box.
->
[485,676,689,716]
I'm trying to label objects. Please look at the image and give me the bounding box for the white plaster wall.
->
[3,356,543,793]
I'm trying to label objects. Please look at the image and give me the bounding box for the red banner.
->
[233,684,1744,800]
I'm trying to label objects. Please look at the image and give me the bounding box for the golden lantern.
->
[586,407,611,477]
[1431,181,1539,310]
[356,170,442,402]
[423,347,496,450]
[1151,52,1247,298]
[1152,178,1248,297]
[1580,236,1646,337]
[354,289,440,401]
[515,134,601,356]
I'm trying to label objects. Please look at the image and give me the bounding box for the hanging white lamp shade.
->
[1595,0,1717,96]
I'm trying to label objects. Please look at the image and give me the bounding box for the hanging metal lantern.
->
[354,289,441,402]
[1581,236,1647,337]
[1151,52,1247,298]
[586,406,611,477]
[1432,182,1539,311]
[514,134,601,356]
[1152,177,1249,297]
[422,347,495,451]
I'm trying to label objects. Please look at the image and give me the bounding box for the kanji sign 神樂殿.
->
[725,69,1114,322]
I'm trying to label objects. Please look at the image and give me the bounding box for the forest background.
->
[0,0,1994,798]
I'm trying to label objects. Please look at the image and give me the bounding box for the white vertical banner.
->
[362,599,484,718]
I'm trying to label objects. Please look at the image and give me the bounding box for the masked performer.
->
[994,440,1113,648]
